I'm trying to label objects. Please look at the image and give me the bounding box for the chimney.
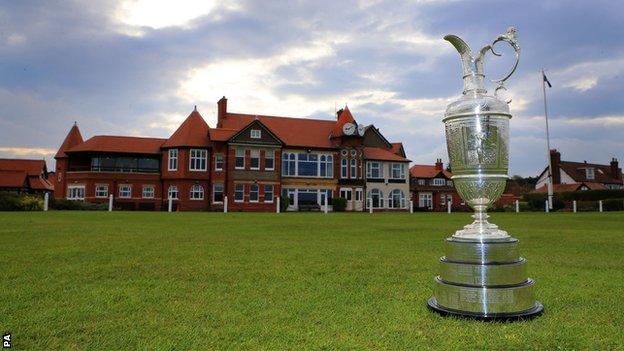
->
[550,149,561,185]
[336,108,344,119]
[611,157,621,180]
[435,158,443,171]
[217,96,227,127]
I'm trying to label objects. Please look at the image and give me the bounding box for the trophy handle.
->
[487,27,521,85]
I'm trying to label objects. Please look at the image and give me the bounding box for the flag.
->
[543,72,552,88]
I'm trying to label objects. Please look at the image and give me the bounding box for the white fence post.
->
[410,200,413,213]
[168,196,172,212]
[545,200,549,213]
[323,196,328,214]
[369,198,373,214]
[599,200,603,212]
[224,196,228,213]
[108,194,113,212]
[447,202,451,213]
[515,199,519,213]
[276,196,280,213]
[573,200,577,213]
[44,192,49,211]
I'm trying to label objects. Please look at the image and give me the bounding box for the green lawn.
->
[1,211,623,350]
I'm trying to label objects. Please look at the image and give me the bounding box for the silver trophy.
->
[427,27,543,319]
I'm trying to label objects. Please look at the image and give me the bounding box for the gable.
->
[363,126,392,148]
[229,120,282,146]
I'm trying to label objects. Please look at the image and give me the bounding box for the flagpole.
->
[542,68,554,210]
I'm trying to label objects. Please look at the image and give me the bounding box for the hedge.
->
[0,193,44,211]
[331,197,347,212]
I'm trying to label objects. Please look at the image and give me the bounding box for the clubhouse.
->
[54,97,410,211]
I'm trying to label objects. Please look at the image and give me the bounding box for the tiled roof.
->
[0,170,28,188]
[220,113,336,148]
[0,158,46,176]
[390,142,405,157]
[364,147,410,162]
[534,182,606,193]
[162,109,210,148]
[28,176,54,191]
[209,128,238,141]
[331,107,356,137]
[410,164,452,179]
[67,136,166,155]
[559,161,621,184]
[55,124,84,158]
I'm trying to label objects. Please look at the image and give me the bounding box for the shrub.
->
[0,193,24,211]
[603,198,624,211]
[0,193,44,211]
[20,195,43,211]
[51,199,108,211]
[331,197,347,212]
[280,196,290,212]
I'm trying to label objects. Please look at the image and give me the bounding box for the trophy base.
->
[427,297,543,321]
[429,236,543,320]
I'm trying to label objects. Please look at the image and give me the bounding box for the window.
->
[341,158,348,178]
[214,154,224,171]
[250,184,259,202]
[235,149,245,169]
[265,151,275,170]
[320,155,333,177]
[447,180,453,187]
[95,185,108,198]
[418,179,425,185]
[119,185,132,198]
[234,184,244,202]
[190,184,204,200]
[250,129,261,139]
[340,188,352,201]
[282,153,296,176]
[213,183,224,203]
[350,158,357,179]
[586,168,595,180]
[297,153,318,176]
[389,189,406,208]
[168,185,178,200]
[168,149,178,171]
[441,193,446,205]
[355,189,363,202]
[419,193,433,208]
[367,162,383,178]
[67,185,85,200]
[250,149,260,170]
[264,185,274,203]
[142,185,154,199]
[391,163,406,179]
[189,149,207,171]
[350,150,357,157]
[432,178,445,186]
[368,189,384,208]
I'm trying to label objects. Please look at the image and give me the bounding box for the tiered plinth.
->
[428,237,543,320]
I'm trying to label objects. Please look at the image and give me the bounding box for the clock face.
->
[342,122,356,135]
[357,124,365,136]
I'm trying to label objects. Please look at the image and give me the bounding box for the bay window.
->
[168,149,178,171]
[189,149,207,171]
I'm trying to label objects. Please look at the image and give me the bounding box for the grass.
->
[1,211,623,350]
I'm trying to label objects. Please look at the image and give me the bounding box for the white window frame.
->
[95,184,108,198]
[446,180,453,187]
[142,185,154,199]
[235,149,245,170]
[168,185,178,200]
[67,185,85,200]
[391,163,405,179]
[355,188,363,202]
[350,158,357,179]
[341,158,348,178]
[264,184,274,203]
[368,188,384,208]
[234,184,244,202]
[119,185,132,199]
[265,150,275,171]
[212,183,224,203]
[367,162,383,179]
[168,149,178,171]
[418,179,425,185]
[190,184,204,200]
[389,189,406,209]
[419,193,433,208]
[250,149,260,170]
[214,154,224,171]
[340,188,352,201]
[249,184,259,202]
[586,168,595,180]
[189,149,208,171]
[432,178,445,186]
[250,129,261,139]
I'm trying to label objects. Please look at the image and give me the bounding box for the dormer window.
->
[586,168,595,180]
[432,178,445,186]
[251,129,261,139]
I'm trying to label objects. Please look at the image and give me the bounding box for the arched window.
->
[190,184,204,200]
[350,158,357,179]
[389,189,405,209]
[367,188,384,208]
[341,158,348,178]
[168,185,178,200]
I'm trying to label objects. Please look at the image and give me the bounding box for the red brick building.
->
[409,159,462,211]
[53,98,410,211]
[0,158,54,194]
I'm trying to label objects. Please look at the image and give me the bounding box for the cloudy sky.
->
[1,0,623,176]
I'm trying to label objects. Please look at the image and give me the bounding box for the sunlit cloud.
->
[116,0,220,29]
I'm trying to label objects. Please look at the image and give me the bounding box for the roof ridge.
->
[91,135,167,140]
[227,112,336,124]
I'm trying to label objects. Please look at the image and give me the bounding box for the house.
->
[0,158,54,194]
[409,159,461,211]
[535,149,623,192]
[53,97,411,211]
